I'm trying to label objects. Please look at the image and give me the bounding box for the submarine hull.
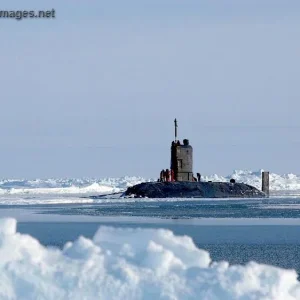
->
[124,181,266,198]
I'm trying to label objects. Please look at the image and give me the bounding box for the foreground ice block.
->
[0,218,299,299]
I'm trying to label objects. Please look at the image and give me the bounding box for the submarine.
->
[123,119,268,199]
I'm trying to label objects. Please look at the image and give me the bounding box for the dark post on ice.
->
[262,171,270,196]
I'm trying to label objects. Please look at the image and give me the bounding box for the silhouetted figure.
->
[230,178,236,184]
[165,169,170,182]
[171,169,175,181]
[162,169,166,182]
[160,170,164,182]
[197,173,201,182]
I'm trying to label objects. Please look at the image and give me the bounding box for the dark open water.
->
[36,198,300,219]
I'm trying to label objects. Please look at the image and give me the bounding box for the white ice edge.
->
[1,208,300,225]
[0,195,299,206]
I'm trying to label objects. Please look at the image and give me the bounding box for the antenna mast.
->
[174,118,178,142]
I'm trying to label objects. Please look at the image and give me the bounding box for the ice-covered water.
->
[1,170,300,205]
[0,171,300,299]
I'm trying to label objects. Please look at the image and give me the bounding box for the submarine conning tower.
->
[123,118,268,198]
[170,119,194,182]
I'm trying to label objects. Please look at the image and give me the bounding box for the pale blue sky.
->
[1,0,300,178]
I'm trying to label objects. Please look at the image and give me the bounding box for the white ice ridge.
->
[0,176,148,196]
[0,170,300,197]
[205,169,300,191]
[0,218,299,300]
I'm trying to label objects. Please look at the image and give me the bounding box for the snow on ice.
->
[0,218,299,299]
[0,170,300,204]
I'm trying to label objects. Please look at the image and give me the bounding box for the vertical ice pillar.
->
[262,171,270,196]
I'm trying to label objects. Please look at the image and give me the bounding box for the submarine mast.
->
[174,118,178,142]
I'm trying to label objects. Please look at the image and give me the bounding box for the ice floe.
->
[0,218,299,299]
